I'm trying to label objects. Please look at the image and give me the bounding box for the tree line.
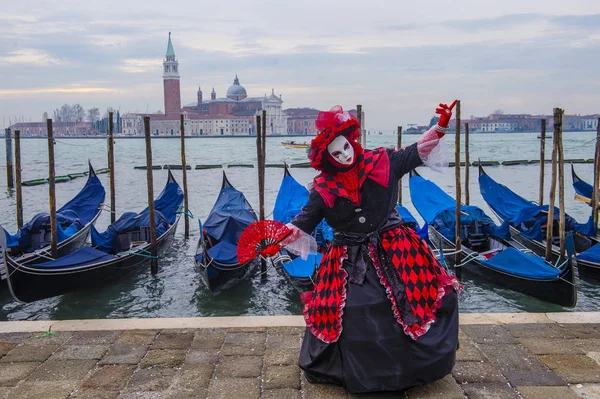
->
[47,104,122,133]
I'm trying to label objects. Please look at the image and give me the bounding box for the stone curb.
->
[1,312,600,333]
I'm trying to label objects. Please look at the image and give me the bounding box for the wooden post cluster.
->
[46,119,58,258]
[108,112,116,224]
[556,109,566,258]
[464,122,470,205]
[545,110,560,262]
[5,128,14,188]
[593,118,600,230]
[143,117,158,274]
[14,130,23,228]
[539,119,546,206]
[454,101,462,279]
[397,126,402,205]
[180,114,190,239]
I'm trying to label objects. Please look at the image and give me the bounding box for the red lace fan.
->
[237,220,292,264]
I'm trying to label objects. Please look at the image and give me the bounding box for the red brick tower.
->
[163,32,181,115]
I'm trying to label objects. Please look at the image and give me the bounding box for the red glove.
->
[436,100,457,129]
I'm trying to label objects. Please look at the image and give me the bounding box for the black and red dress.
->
[289,142,460,394]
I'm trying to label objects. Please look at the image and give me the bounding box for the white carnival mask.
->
[327,135,355,165]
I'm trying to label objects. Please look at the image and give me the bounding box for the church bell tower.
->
[163,32,181,115]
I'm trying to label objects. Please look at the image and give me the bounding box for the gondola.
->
[479,165,600,280]
[272,166,332,293]
[571,164,600,207]
[0,170,182,303]
[195,171,259,294]
[410,169,577,307]
[1,162,105,275]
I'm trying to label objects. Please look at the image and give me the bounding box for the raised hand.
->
[436,100,457,129]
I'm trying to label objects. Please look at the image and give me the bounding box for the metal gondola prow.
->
[87,160,98,179]
[478,160,486,177]
[283,162,291,178]
[166,167,177,185]
[409,168,421,178]
[222,170,233,190]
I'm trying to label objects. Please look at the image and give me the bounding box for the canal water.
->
[0,131,599,320]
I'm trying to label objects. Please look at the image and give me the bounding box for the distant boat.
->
[282,140,309,149]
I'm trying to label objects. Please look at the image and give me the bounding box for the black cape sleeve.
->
[290,187,326,235]
[389,143,423,179]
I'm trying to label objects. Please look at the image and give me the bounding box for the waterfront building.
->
[6,121,94,137]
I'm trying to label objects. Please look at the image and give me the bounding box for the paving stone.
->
[267,327,305,335]
[215,355,262,378]
[0,362,39,386]
[263,365,301,390]
[460,325,516,344]
[227,327,267,333]
[116,393,164,399]
[50,345,109,360]
[206,377,260,399]
[6,380,76,399]
[518,338,584,355]
[0,388,11,399]
[518,386,581,399]
[266,334,302,349]
[261,388,300,399]
[191,329,226,349]
[0,344,15,357]
[152,330,194,349]
[25,331,73,345]
[505,324,570,339]
[70,389,120,399]
[348,392,406,398]
[302,373,348,398]
[539,354,600,370]
[461,382,518,399]
[502,370,566,386]
[0,332,32,343]
[478,344,547,371]
[168,364,214,390]
[456,339,485,362]
[554,368,600,383]
[405,374,464,399]
[0,344,59,362]
[550,324,600,339]
[184,349,220,365]
[221,344,265,356]
[264,348,300,366]
[99,344,148,365]
[124,368,178,392]
[451,361,506,383]
[27,359,97,382]
[68,331,122,345]
[139,349,186,369]
[570,383,600,399]
[115,330,158,345]
[223,332,265,347]
[82,365,137,390]
[573,339,600,352]
[163,388,206,399]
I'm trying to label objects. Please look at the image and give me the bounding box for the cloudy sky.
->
[1,0,599,131]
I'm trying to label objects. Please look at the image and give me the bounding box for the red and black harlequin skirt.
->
[298,225,460,393]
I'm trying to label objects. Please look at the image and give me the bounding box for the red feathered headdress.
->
[309,106,361,171]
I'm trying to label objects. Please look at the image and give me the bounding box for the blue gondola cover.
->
[3,170,105,252]
[282,253,323,278]
[31,246,117,269]
[480,247,560,280]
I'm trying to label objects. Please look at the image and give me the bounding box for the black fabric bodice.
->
[292,143,422,235]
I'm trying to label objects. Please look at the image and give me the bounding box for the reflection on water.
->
[0,132,599,320]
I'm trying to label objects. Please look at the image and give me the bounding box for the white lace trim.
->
[281,223,318,260]
[417,125,449,172]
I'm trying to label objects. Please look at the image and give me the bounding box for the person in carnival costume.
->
[278,101,462,393]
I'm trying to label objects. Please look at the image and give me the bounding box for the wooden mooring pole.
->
[464,122,470,205]
[14,130,23,228]
[397,126,402,205]
[256,113,267,278]
[454,100,462,280]
[593,118,600,230]
[539,119,546,206]
[180,114,189,239]
[545,112,559,262]
[143,117,158,274]
[556,109,566,258]
[108,112,116,224]
[5,128,14,188]
[357,105,364,148]
[47,119,58,258]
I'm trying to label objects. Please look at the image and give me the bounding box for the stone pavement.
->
[0,314,599,398]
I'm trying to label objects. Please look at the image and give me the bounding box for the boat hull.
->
[2,216,180,303]
[428,226,578,308]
